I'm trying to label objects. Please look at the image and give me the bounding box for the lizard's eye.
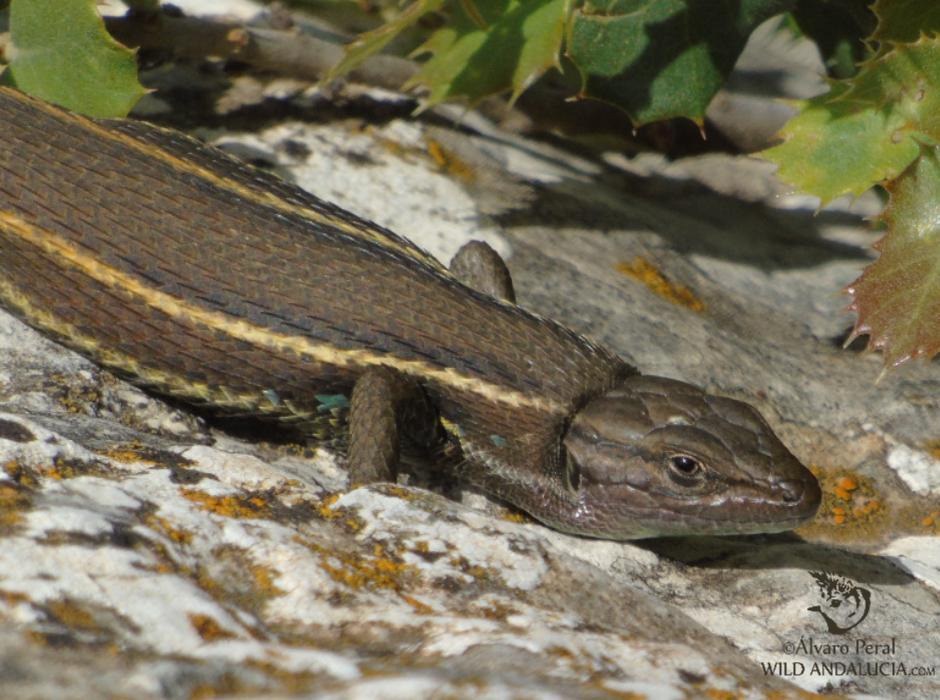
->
[667,454,703,484]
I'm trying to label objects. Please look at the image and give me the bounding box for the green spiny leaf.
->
[566,0,792,125]
[405,0,567,108]
[8,0,145,117]
[763,38,940,204]
[847,146,940,366]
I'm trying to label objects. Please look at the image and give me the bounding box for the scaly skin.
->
[0,87,820,539]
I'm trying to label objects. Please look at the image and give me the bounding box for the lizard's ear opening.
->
[562,383,651,486]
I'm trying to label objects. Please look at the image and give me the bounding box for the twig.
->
[104,11,417,89]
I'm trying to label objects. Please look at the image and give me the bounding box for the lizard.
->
[0,86,820,539]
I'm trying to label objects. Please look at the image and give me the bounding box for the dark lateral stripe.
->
[0,209,565,415]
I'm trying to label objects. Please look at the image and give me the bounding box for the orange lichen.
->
[617,257,705,312]
[47,599,101,631]
[0,590,29,606]
[922,511,940,530]
[449,555,489,580]
[313,494,365,533]
[499,509,529,525]
[182,489,270,519]
[303,539,416,592]
[799,466,896,541]
[834,476,858,500]
[316,493,342,520]
[426,139,476,183]
[0,480,31,529]
[926,440,940,460]
[824,472,881,528]
[400,593,434,614]
[703,690,742,700]
[144,513,194,545]
[4,460,38,488]
[189,613,237,641]
[475,600,518,622]
[99,443,156,464]
[251,564,285,598]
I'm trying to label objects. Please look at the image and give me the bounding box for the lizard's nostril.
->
[777,479,805,503]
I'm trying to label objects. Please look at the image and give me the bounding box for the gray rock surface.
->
[0,5,938,699]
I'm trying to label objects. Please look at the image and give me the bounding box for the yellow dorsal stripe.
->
[16,88,444,271]
[0,211,563,415]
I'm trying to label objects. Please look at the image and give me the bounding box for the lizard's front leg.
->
[347,367,429,484]
[347,241,515,484]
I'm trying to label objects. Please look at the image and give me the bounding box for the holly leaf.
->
[7,0,145,117]
[762,37,940,204]
[405,0,568,107]
[566,0,791,125]
[846,146,940,367]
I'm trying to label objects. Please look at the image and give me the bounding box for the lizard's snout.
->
[779,478,809,503]
[774,472,822,523]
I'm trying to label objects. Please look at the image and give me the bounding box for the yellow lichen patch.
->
[192,546,286,622]
[46,598,102,632]
[97,441,158,465]
[49,374,102,415]
[98,443,196,469]
[449,555,490,581]
[381,484,420,501]
[921,510,940,534]
[313,493,364,533]
[100,449,150,465]
[399,593,433,614]
[500,510,529,525]
[3,460,38,488]
[188,613,238,642]
[250,564,286,599]
[144,513,194,546]
[316,492,343,519]
[474,599,518,622]
[182,489,270,519]
[44,455,112,480]
[616,257,705,312]
[304,539,417,592]
[0,479,32,530]
[0,590,29,606]
[426,138,476,184]
[702,690,743,700]
[926,439,940,460]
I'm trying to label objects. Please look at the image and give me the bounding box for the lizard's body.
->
[0,87,820,539]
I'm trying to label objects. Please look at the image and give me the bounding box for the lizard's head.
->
[560,375,820,539]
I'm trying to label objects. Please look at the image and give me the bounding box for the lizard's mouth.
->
[556,469,822,540]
